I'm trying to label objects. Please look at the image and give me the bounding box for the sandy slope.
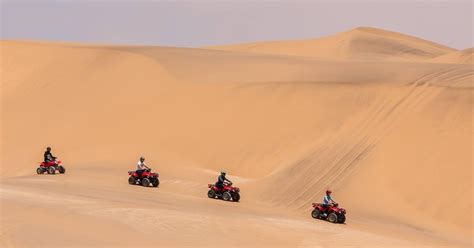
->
[430,48,474,64]
[1,28,473,247]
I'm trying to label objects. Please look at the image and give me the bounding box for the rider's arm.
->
[143,162,150,169]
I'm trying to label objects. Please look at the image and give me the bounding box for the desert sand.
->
[1,27,472,247]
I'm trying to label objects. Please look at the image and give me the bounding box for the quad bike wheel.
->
[222,192,232,201]
[231,192,240,202]
[311,209,320,219]
[207,189,216,198]
[36,167,44,174]
[58,166,66,174]
[328,213,338,223]
[128,176,136,185]
[151,178,159,187]
[48,166,56,174]
[141,178,150,187]
[337,214,346,224]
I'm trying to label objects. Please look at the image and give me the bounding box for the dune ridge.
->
[209,27,456,61]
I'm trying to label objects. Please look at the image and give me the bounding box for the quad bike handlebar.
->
[313,202,339,207]
[41,158,60,164]
[128,168,153,174]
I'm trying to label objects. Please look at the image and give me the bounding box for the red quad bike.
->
[128,169,159,187]
[37,159,66,175]
[311,203,346,224]
[207,182,240,202]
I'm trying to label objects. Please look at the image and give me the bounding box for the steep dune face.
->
[431,47,474,64]
[256,83,472,234]
[209,27,456,61]
[1,33,473,247]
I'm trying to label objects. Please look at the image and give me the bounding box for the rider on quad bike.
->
[44,147,56,163]
[311,189,346,223]
[136,156,150,178]
[207,170,240,201]
[216,171,232,189]
[128,156,159,187]
[322,190,336,215]
[37,146,65,174]
[323,190,336,207]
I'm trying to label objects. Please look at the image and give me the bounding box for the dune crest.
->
[209,27,456,61]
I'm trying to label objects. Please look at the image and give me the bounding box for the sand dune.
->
[431,47,474,64]
[209,27,456,61]
[1,27,473,247]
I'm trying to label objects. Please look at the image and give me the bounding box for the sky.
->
[1,0,473,49]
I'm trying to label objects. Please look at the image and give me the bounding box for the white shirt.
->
[137,161,147,170]
[323,195,333,204]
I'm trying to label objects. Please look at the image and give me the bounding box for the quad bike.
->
[311,202,346,224]
[207,182,240,202]
[37,159,66,175]
[128,169,159,187]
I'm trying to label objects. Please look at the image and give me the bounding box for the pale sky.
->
[1,0,473,49]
